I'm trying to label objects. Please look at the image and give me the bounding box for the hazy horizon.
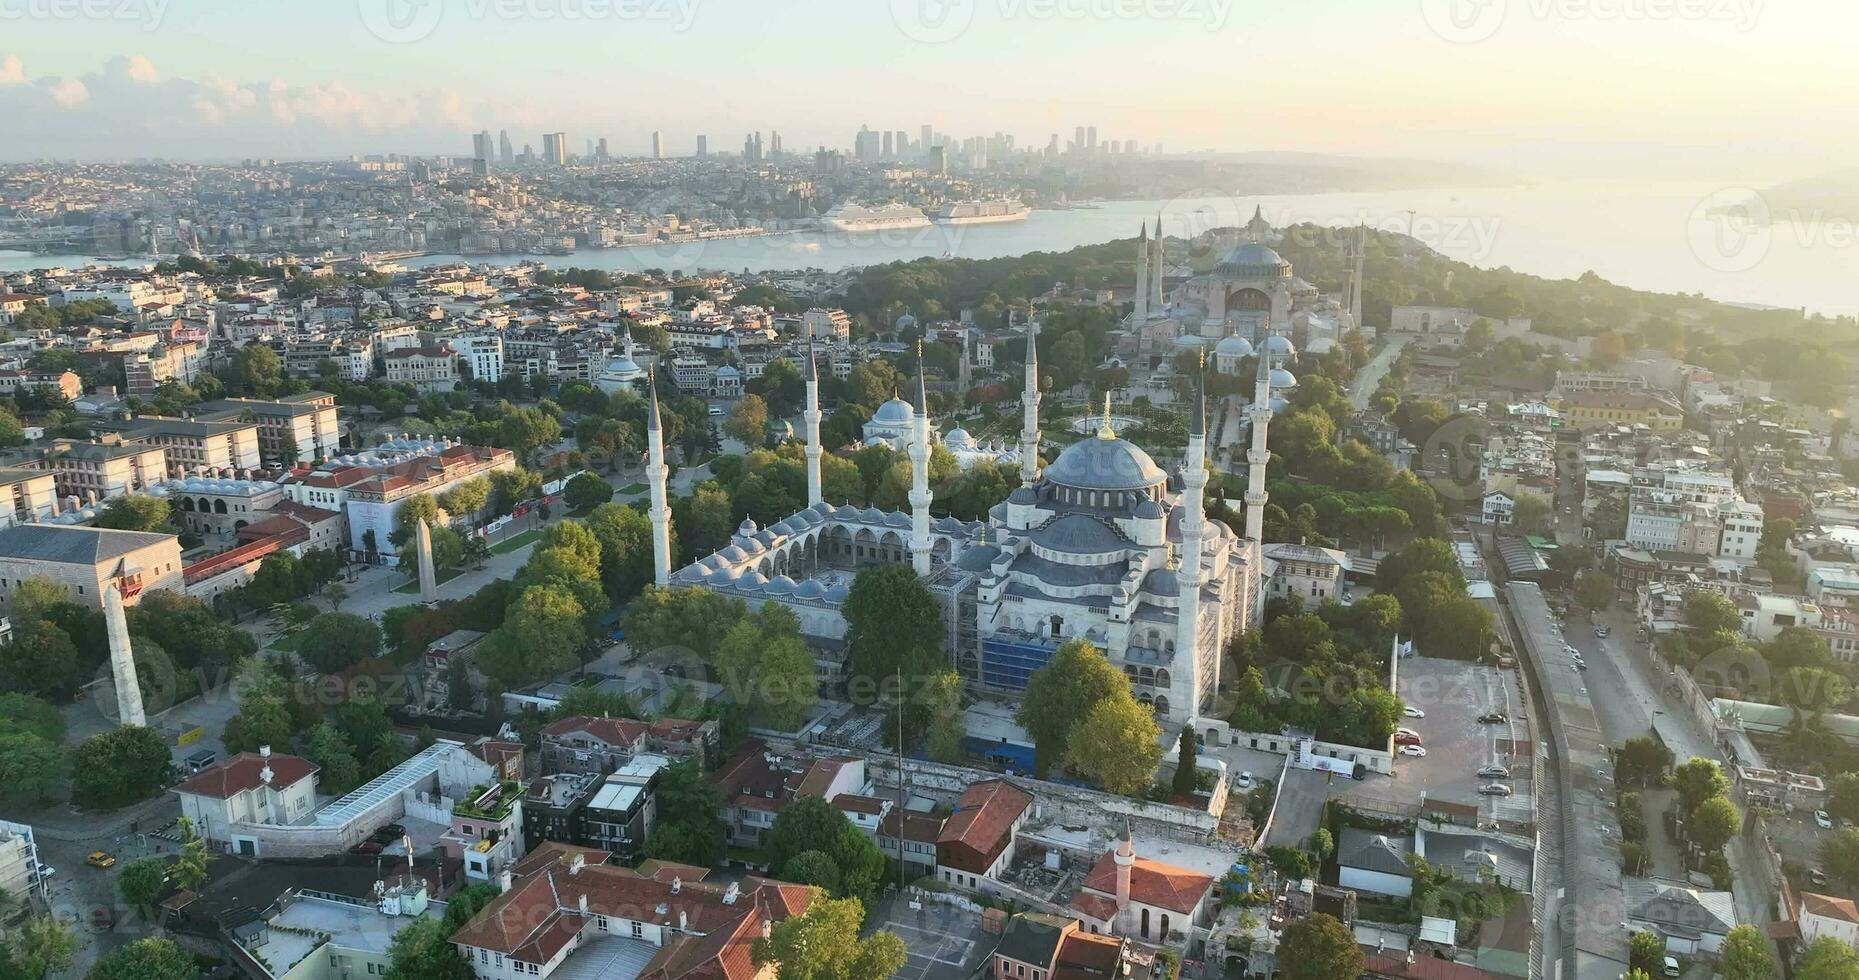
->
[1,0,1849,184]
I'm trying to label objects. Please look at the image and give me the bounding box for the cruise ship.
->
[931,200,1032,225]
[822,202,932,232]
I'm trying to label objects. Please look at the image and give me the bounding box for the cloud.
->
[0,55,478,160]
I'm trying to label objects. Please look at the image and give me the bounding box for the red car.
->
[1394,732,1423,746]
[349,840,384,855]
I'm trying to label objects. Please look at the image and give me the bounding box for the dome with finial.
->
[1214,334,1254,358]
[871,398,915,425]
[1216,242,1292,279]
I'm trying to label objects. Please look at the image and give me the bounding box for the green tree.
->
[296,612,384,674]
[70,726,172,809]
[390,493,440,548]
[1672,757,1730,816]
[563,472,614,512]
[1627,931,1665,975]
[117,858,171,919]
[1512,494,1552,536]
[94,495,173,533]
[714,603,818,729]
[1690,795,1740,851]
[1828,772,1859,825]
[88,938,195,980]
[1717,923,1774,980]
[479,586,587,686]
[0,732,63,802]
[234,345,283,391]
[752,894,907,980]
[1616,735,1674,787]
[0,619,84,700]
[383,916,475,980]
[726,394,771,448]
[438,476,492,519]
[583,503,657,600]
[841,563,943,695]
[1065,695,1163,796]
[1573,569,1614,611]
[1780,667,1851,712]
[1171,727,1201,797]
[1275,913,1362,980]
[620,586,745,657]
[781,851,842,893]
[1797,936,1859,980]
[1823,826,1859,885]
[170,817,208,891]
[1017,639,1129,778]
[1683,590,1743,637]
[307,723,363,795]
[0,692,65,742]
[9,915,76,979]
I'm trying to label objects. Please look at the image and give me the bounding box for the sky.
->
[1,0,1852,182]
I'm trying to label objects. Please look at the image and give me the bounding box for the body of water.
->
[6,181,1855,315]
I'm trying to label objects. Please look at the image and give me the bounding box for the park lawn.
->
[490,528,541,554]
[392,567,465,594]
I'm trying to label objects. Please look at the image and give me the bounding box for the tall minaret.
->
[803,347,823,506]
[1244,352,1273,543]
[908,342,933,577]
[103,581,146,727]
[1149,212,1165,308]
[1173,355,1208,722]
[1112,821,1134,909]
[1133,223,1151,323]
[1019,319,1042,486]
[1350,224,1366,331]
[645,370,672,587]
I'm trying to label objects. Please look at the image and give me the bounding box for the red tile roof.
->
[1068,891,1120,923]
[1362,953,1501,980]
[541,715,650,747]
[1079,852,1214,915]
[173,752,318,799]
[937,780,1033,874]
[1803,892,1859,924]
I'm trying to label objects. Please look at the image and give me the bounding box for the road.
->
[1348,337,1408,412]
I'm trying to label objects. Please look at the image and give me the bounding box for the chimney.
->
[678,909,688,932]
[569,853,586,875]
[578,893,588,914]
[722,882,740,905]
[498,868,514,893]
[670,877,681,895]
[259,744,272,758]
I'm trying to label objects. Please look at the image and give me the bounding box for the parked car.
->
[349,841,384,855]
[86,852,115,869]
[1403,706,1425,718]
[1396,727,1420,739]
[1817,810,1834,829]
[1478,712,1508,724]
[33,865,55,881]
[1477,765,1511,779]
[184,748,217,772]
[88,905,114,932]
[1399,745,1427,757]
[1478,783,1514,797]
[1395,732,1423,746]
[1661,956,1679,977]
[1812,868,1830,886]
[1236,772,1253,790]
[1595,627,1611,638]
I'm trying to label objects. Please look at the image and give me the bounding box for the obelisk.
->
[416,518,438,603]
[103,582,146,727]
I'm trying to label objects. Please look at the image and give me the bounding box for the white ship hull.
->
[933,209,1031,225]
[826,215,932,232]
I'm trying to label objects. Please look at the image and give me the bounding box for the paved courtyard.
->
[876,895,994,980]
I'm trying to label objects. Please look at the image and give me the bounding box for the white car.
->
[1236,772,1254,789]
[1817,810,1834,829]
[1403,706,1425,718]
[33,865,54,881]
[1477,765,1511,779]
[1399,745,1427,757]
[1396,727,1420,740]
[1478,783,1515,797]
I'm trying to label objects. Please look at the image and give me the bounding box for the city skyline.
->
[0,0,1847,182]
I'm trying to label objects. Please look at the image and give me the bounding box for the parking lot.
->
[875,894,995,980]
[1341,656,1533,818]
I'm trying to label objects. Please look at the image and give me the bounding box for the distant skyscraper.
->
[855,125,880,161]
[770,131,783,157]
[499,129,514,166]
[882,130,894,158]
[1047,133,1059,156]
[651,131,663,159]
[696,135,708,157]
[929,145,946,174]
[920,125,933,157]
[542,132,567,166]
[472,130,493,174]
[1087,126,1098,153]
[1124,139,1136,154]
[1073,126,1086,153]
[597,137,610,162]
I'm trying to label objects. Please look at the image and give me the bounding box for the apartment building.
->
[325,442,515,556]
[456,334,505,382]
[384,346,459,392]
[122,341,202,396]
[0,468,59,527]
[0,369,81,402]
[38,435,169,499]
[197,394,342,464]
[802,307,852,340]
[109,417,262,477]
